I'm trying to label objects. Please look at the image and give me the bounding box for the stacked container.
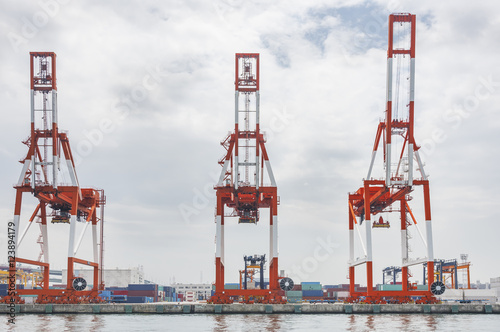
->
[163,286,176,302]
[98,290,112,301]
[301,282,323,301]
[0,284,8,298]
[127,284,158,303]
[286,290,303,303]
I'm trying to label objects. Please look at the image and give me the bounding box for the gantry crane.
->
[209,53,284,304]
[240,255,266,291]
[347,14,441,304]
[4,52,105,304]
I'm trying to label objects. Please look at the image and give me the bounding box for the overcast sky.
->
[1,0,499,287]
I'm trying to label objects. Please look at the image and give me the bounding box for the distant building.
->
[490,277,500,301]
[174,283,212,301]
[62,266,144,288]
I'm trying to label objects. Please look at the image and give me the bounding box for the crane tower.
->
[347,14,439,304]
[5,52,105,304]
[210,54,283,304]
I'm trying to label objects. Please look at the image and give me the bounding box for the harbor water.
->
[3,313,500,331]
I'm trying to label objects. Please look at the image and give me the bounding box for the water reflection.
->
[265,314,283,331]
[212,314,283,332]
[424,314,438,331]
[400,314,411,330]
[89,314,105,331]
[35,315,53,331]
[213,314,229,332]
[365,315,375,330]
[346,314,377,332]
[63,313,76,330]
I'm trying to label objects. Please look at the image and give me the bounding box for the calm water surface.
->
[3,313,500,331]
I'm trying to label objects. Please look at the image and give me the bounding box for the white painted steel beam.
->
[13,215,20,255]
[17,220,33,248]
[272,216,278,258]
[215,215,222,257]
[386,58,393,102]
[217,160,229,186]
[265,160,276,186]
[74,220,90,256]
[402,257,428,268]
[92,224,98,263]
[17,160,31,186]
[409,58,415,102]
[349,257,368,267]
[408,144,414,186]
[41,223,49,263]
[385,143,391,186]
[415,150,428,180]
[68,215,77,258]
[367,150,377,180]
[365,214,373,261]
[426,219,434,261]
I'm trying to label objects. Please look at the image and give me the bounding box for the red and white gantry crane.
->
[5,52,105,304]
[210,53,284,304]
[347,14,441,304]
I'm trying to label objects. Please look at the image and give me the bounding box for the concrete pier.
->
[1,303,499,314]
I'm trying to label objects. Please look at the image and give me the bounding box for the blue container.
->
[323,285,338,289]
[301,282,321,285]
[0,290,7,297]
[127,296,147,303]
[98,290,112,301]
[0,284,8,290]
[302,290,323,297]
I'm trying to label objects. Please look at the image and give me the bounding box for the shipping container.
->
[378,284,402,291]
[286,291,303,297]
[340,284,358,289]
[98,290,112,301]
[106,287,128,291]
[113,290,128,296]
[302,284,322,291]
[323,285,338,289]
[128,284,158,291]
[111,294,127,301]
[127,296,148,303]
[302,290,323,297]
[127,290,157,297]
